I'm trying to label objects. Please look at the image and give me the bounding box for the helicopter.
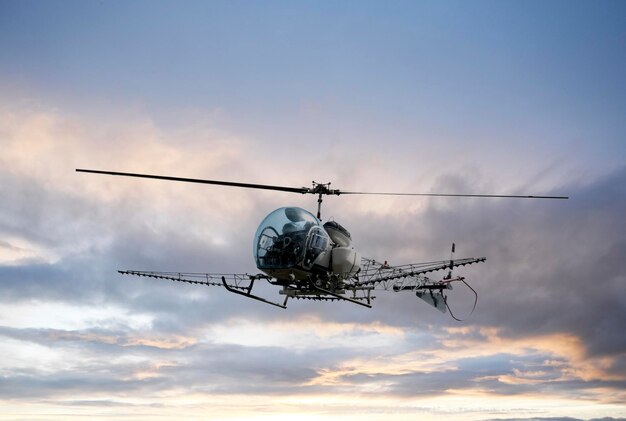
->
[76,168,568,320]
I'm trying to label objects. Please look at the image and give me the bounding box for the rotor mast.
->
[310,181,339,220]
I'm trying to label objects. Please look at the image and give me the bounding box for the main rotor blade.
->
[338,191,569,199]
[76,169,569,199]
[75,169,309,194]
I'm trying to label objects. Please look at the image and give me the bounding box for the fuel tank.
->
[323,220,352,247]
[331,246,361,278]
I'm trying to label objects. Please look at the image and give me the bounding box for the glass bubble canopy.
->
[253,207,322,270]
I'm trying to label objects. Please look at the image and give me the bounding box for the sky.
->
[1,1,625,420]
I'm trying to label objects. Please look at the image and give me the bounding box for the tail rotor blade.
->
[445,243,455,280]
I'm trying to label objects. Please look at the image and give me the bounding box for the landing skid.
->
[221,276,287,309]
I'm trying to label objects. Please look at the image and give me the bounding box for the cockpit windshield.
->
[254,207,321,269]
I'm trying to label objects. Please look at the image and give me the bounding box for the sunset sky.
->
[1,1,625,420]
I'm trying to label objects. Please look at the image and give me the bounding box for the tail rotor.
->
[439,243,478,321]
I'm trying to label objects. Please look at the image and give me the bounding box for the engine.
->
[323,220,360,278]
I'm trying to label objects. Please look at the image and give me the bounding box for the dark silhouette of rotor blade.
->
[75,169,308,194]
[76,169,569,199]
[338,191,569,199]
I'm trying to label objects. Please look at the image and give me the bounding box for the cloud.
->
[1,105,625,419]
[486,419,626,421]
[426,168,626,358]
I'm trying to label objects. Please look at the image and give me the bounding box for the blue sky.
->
[2,0,624,186]
[1,1,625,420]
